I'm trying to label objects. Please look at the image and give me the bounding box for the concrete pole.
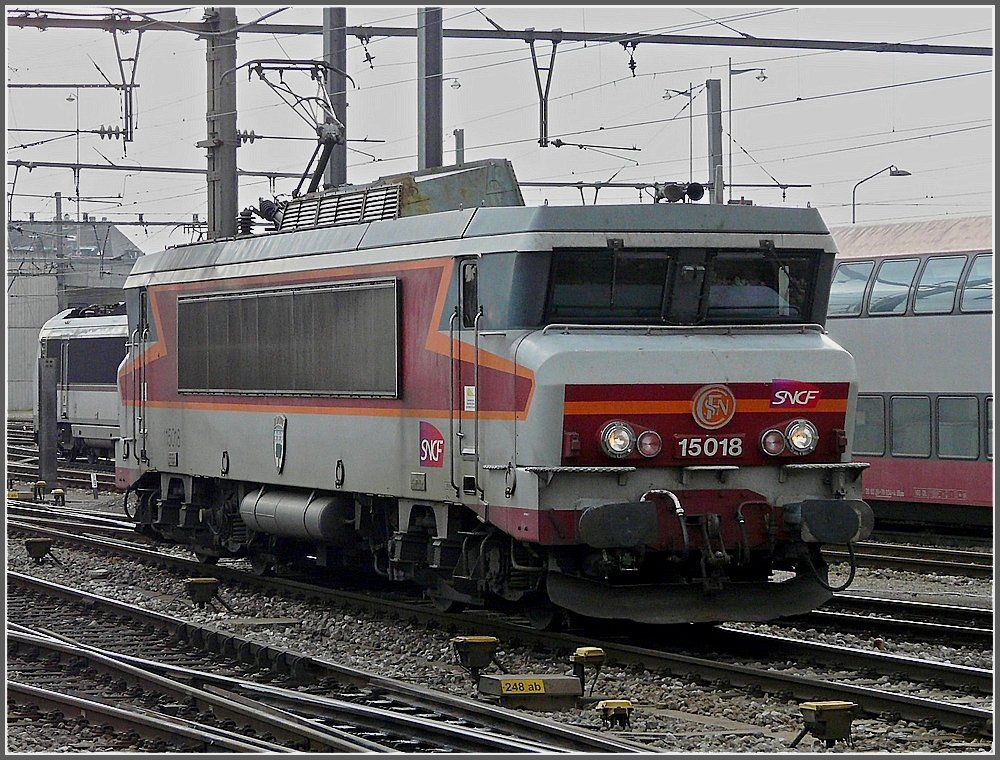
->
[202,7,238,239]
[323,7,348,188]
[453,128,465,166]
[417,7,443,170]
[37,357,59,491]
[706,79,723,203]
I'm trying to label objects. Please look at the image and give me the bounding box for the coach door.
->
[449,258,485,503]
[57,339,71,419]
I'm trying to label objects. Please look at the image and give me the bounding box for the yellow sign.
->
[500,678,546,694]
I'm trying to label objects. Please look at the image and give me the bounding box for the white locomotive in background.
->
[113,159,874,627]
[35,302,127,463]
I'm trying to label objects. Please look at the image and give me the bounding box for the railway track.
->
[8,629,328,752]
[788,594,995,646]
[6,460,116,491]
[8,518,992,738]
[7,572,651,754]
[823,541,994,578]
[7,424,118,492]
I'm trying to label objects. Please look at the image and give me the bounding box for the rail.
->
[8,522,992,738]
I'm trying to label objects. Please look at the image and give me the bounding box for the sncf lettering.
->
[773,389,820,406]
[770,380,822,408]
[419,421,445,468]
[420,438,444,463]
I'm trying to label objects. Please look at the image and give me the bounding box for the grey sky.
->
[5,5,994,254]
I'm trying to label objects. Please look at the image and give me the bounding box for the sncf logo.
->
[692,384,737,430]
[419,421,445,468]
[770,379,822,408]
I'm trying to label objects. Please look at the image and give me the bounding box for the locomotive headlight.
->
[601,422,636,458]
[637,430,663,458]
[760,429,786,456]
[785,419,819,455]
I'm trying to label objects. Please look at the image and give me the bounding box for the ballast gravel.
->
[5,490,994,754]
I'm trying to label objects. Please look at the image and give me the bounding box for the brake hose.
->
[806,539,857,592]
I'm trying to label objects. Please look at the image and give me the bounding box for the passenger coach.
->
[827,216,993,529]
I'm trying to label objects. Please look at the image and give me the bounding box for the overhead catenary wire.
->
[6,9,991,238]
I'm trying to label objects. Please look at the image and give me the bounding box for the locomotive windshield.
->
[544,247,821,325]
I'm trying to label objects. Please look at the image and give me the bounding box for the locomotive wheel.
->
[525,598,564,631]
[249,553,275,576]
[122,491,139,520]
[430,594,466,613]
[87,448,99,465]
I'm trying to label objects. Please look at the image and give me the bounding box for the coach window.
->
[828,260,874,316]
[913,255,966,314]
[853,395,885,455]
[937,396,979,459]
[890,396,931,458]
[960,253,993,313]
[868,258,919,315]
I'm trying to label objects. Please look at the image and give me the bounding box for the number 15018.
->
[676,435,744,458]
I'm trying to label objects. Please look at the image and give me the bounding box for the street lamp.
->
[728,59,767,202]
[851,164,911,223]
[66,89,80,224]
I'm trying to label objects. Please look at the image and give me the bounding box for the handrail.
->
[138,326,149,463]
[447,307,460,497]
[128,328,139,463]
[472,306,485,499]
[540,322,825,336]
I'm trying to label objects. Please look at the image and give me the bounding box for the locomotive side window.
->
[937,396,979,459]
[913,255,966,314]
[828,260,874,317]
[868,258,918,315]
[853,395,885,455]
[178,280,398,397]
[890,395,931,458]
[960,253,993,313]
[461,260,479,328]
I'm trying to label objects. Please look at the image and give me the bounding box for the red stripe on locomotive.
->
[562,382,851,466]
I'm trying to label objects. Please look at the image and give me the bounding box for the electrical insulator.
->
[238,208,254,235]
[238,130,257,145]
[98,125,124,140]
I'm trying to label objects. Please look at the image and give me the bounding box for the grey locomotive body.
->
[118,187,872,626]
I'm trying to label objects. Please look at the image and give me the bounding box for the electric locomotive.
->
[36,302,128,463]
[117,159,873,626]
